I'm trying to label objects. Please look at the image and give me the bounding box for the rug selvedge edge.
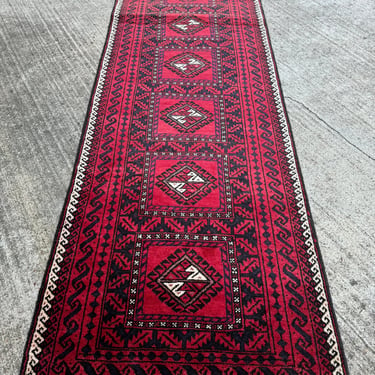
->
[21,1,123,374]
[254,0,347,374]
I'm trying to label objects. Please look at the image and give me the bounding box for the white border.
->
[23,1,123,374]
[254,0,345,374]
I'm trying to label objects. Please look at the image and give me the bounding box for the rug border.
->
[19,1,122,374]
[255,0,349,373]
[19,0,349,374]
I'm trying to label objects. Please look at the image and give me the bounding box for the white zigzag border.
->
[254,1,344,374]
[24,1,345,374]
[23,1,123,374]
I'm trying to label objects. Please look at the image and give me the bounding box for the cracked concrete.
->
[285,96,375,162]
[0,0,374,373]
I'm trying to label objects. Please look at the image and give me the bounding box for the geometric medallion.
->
[147,248,222,313]
[169,15,209,35]
[156,161,217,205]
[164,52,211,78]
[160,101,213,133]
[139,153,233,218]
[147,93,230,142]
[102,233,246,336]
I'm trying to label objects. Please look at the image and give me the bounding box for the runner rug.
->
[21,0,347,374]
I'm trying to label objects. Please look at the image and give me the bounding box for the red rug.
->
[21,0,348,374]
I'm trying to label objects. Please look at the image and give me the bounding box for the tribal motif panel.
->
[21,0,347,374]
[160,101,213,134]
[168,15,209,36]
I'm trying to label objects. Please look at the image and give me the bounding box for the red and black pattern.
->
[164,51,211,78]
[21,0,348,374]
[160,101,213,134]
[147,247,223,312]
[168,15,209,36]
[156,160,218,205]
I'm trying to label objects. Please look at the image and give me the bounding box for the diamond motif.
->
[147,248,223,313]
[156,161,217,205]
[164,52,211,78]
[169,15,208,35]
[160,101,213,133]
[159,255,214,307]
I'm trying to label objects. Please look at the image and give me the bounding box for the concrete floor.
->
[0,0,374,373]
